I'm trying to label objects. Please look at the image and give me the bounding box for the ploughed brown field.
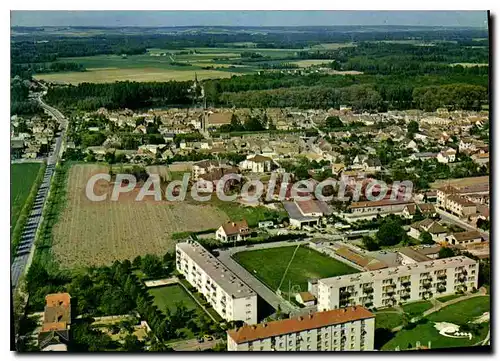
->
[52,164,228,268]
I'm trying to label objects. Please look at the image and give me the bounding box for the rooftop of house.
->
[335,247,387,271]
[207,112,233,125]
[176,241,255,299]
[449,231,483,242]
[247,154,273,163]
[297,291,316,303]
[228,306,374,344]
[319,256,477,288]
[220,220,250,236]
[398,247,431,263]
[42,293,71,332]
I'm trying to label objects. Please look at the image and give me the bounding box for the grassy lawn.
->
[10,163,41,227]
[428,296,490,324]
[149,284,201,313]
[375,312,403,330]
[437,294,463,303]
[233,245,359,293]
[381,321,489,351]
[402,301,434,317]
[213,199,287,228]
[381,296,491,351]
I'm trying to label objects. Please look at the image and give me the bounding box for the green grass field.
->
[402,300,434,317]
[233,245,359,292]
[427,296,490,324]
[381,321,489,351]
[10,163,41,227]
[437,294,463,303]
[375,312,403,331]
[380,296,490,351]
[33,46,312,84]
[149,284,201,314]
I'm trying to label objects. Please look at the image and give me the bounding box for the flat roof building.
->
[176,240,257,324]
[317,256,478,310]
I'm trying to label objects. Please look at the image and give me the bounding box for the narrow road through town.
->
[436,208,489,241]
[11,91,68,290]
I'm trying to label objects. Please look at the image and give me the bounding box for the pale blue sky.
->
[11,11,488,28]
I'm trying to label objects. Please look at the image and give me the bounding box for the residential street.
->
[11,92,68,290]
[436,208,489,241]
[169,337,222,351]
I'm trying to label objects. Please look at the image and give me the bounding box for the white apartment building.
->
[317,256,478,310]
[176,240,258,324]
[227,306,375,351]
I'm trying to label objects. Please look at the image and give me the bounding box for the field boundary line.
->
[276,244,301,293]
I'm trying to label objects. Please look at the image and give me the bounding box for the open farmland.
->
[51,164,229,268]
[233,245,359,294]
[34,67,240,84]
[10,163,41,227]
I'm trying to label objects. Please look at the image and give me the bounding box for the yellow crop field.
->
[52,164,229,268]
[34,67,239,84]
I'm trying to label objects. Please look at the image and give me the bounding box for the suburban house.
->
[408,218,448,242]
[402,203,436,219]
[205,112,233,129]
[445,195,477,217]
[295,292,317,307]
[436,148,457,163]
[471,152,490,166]
[215,220,250,243]
[196,166,239,193]
[38,293,72,352]
[283,199,331,228]
[239,154,275,173]
[192,160,232,181]
[445,231,483,246]
[397,247,432,265]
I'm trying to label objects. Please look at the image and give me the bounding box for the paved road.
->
[10,93,68,289]
[436,208,489,241]
[169,337,222,351]
[215,240,310,315]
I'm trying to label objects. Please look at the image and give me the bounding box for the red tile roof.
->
[221,220,249,236]
[228,307,374,344]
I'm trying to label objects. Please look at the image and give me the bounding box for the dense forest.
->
[45,81,195,110]
[15,27,490,112]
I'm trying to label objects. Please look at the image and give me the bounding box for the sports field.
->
[233,245,359,293]
[10,163,41,227]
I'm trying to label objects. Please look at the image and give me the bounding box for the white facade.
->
[176,241,258,324]
[227,307,375,351]
[317,256,479,310]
